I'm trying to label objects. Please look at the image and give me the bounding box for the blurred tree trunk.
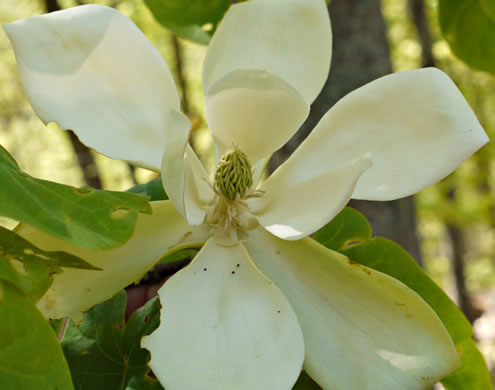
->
[408,0,435,67]
[269,0,422,264]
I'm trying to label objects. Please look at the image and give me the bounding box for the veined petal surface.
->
[202,0,331,104]
[15,201,209,322]
[271,68,488,201]
[248,155,371,240]
[4,5,180,170]
[143,238,305,390]
[245,228,460,390]
[206,69,309,163]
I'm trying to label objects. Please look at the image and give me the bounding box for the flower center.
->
[214,146,253,200]
[204,146,260,245]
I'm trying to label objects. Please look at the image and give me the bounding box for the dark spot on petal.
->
[231,271,235,274]
[203,268,207,271]
[277,310,280,314]
[236,264,240,267]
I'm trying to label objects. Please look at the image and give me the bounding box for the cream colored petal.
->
[4,5,180,170]
[160,110,191,219]
[184,145,215,225]
[15,201,209,322]
[248,155,372,240]
[271,68,488,201]
[205,69,309,162]
[252,156,270,190]
[161,112,214,225]
[244,229,460,390]
[203,0,331,104]
[142,238,304,390]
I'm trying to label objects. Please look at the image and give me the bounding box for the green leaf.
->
[127,178,168,201]
[0,281,74,390]
[165,23,212,45]
[292,371,322,389]
[340,237,472,345]
[0,255,24,294]
[313,207,372,251]
[442,337,492,390]
[0,144,151,250]
[62,290,163,390]
[1,225,98,271]
[143,0,230,44]
[0,225,99,302]
[439,0,495,75]
[0,251,53,303]
[158,248,197,265]
[144,0,229,26]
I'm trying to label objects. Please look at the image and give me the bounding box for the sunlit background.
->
[1,0,494,385]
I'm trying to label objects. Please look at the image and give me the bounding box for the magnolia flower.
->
[5,0,488,389]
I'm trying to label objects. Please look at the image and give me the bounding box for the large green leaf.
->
[0,144,151,250]
[143,0,230,44]
[0,226,99,301]
[0,280,74,390]
[62,290,163,390]
[439,0,495,75]
[442,337,492,390]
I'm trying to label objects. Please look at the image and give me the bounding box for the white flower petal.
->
[15,201,209,322]
[184,145,215,225]
[205,69,309,162]
[272,68,488,201]
[143,238,305,390]
[245,229,460,390]
[252,156,270,190]
[4,5,180,170]
[203,0,331,104]
[160,111,214,225]
[248,155,372,240]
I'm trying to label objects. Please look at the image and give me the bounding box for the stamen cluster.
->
[214,147,253,200]
[204,147,261,244]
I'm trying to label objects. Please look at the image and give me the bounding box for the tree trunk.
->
[269,0,423,263]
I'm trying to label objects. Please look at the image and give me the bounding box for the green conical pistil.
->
[215,147,253,200]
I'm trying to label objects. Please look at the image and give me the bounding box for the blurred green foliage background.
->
[1,0,495,385]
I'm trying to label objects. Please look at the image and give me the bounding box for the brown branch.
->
[171,35,189,114]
